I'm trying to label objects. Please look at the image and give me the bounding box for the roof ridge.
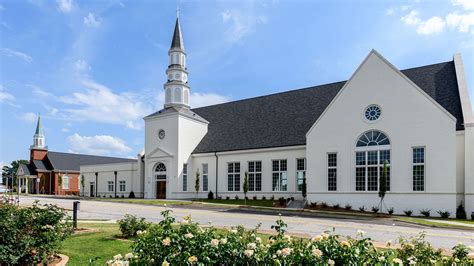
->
[48,151,135,160]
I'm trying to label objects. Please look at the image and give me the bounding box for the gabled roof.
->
[170,18,184,50]
[191,60,464,154]
[46,151,136,172]
[18,163,36,176]
[33,160,51,171]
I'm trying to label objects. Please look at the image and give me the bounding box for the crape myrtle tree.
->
[80,175,85,197]
[243,171,249,205]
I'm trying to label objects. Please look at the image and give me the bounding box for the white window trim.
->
[182,163,188,192]
[247,160,262,192]
[108,181,114,192]
[202,163,209,191]
[272,159,288,192]
[119,181,126,192]
[354,147,391,192]
[296,158,306,192]
[62,175,70,189]
[412,146,426,192]
[327,153,337,191]
[227,162,241,192]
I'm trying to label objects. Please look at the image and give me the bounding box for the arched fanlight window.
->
[356,130,390,147]
[155,163,166,172]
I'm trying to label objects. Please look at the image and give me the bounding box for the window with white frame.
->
[62,175,70,189]
[227,162,240,191]
[412,147,425,191]
[182,163,188,191]
[248,161,262,191]
[202,163,209,191]
[272,159,287,191]
[296,158,305,191]
[355,130,391,192]
[108,181,114,192]
[119,181,126,192]
[327,153,337,191]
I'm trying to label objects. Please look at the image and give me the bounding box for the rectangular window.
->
[355,150,390,191]
[182,164,187,191]
[119,181,126,192]
[413,147,425,191]
[296,158,306,191]
[62,175,70,189]
[108,181,114,192]
[202,163,209,191]
[248,161,262,191]
[227,162,240,191]
[327,153,337,191]
[272,159,287,191]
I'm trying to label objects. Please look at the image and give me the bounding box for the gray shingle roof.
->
[18,163,35,175]
[191,61,464,154]
[47,151,136,171]
[33,160,50,170]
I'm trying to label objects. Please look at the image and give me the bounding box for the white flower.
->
[386,240,392,247]
[162,237,171,246]
[247,243,257,250]
[185,233,194,239]
[269,239,275,244]
[312,235,323,242]
[181,219,189,225]
[356,230,366,237]
[322,233,329,239]
[211,239,219,247]
[136,230,143,235]
[429,259,437,264]
[188,256,198,264]
[312,248,323,257]
[230,229,238,234]
[106,260,114,266]
[378,256,385,262]
[113,254,123,260]
[281,247,292,257]
[284,234,292,241]
[454,258,460,263]
[124,253,133,260]
[340,240,351,248]
[244,249,254,257]
[408,260,416,265]
[328,259,335,265]
[255,237,262,243]
[392,258,402,265]
[276,250,282,256]
[220,238,228,244]
[162,260,170,266]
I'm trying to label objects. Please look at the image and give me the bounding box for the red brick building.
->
[17,115,135,195]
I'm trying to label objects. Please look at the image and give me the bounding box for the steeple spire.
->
[31,114,46,149]
[163,13,190,109]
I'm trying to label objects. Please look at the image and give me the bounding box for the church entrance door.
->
[156,181,166,199]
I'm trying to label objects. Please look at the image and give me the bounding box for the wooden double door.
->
[156,181,166,199]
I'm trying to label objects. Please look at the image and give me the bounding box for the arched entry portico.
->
[154,162,167,199]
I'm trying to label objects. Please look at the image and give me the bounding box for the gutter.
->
[214,152,218,198]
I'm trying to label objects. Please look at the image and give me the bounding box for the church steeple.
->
[163,15,190,109]
[31,114,46,149]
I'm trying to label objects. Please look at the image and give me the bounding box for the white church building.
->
[81,17,474,218]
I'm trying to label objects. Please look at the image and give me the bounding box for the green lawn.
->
[60,223,132,265]
[94,198,192,206]
[195,199,277,207]
[397,217,474,229]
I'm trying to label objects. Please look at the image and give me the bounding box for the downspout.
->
[214,152,218,198]
[95,172,98,197]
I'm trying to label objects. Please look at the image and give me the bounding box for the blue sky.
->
[1,0,473,167]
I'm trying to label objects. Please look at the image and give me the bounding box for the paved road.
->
[19,196,473,250]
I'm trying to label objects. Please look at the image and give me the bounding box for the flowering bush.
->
[109,209,473,265]
[0,201,73,264]
[118,214,150,238]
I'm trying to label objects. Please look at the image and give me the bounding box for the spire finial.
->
[176,6,180,19]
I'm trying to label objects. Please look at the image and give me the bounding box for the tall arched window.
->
[154,163,167,180]
[355,130,391,192]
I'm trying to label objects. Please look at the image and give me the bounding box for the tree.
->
[378,160,388,212]
[2,160,28,188]
[195,169,200,199]
[302,176,307,200]
[243,171,249,205]
[80,175,85,197]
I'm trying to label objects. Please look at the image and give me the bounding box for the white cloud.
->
[19,112,37,123]
[74,59,91,72]
[57,0,73,13]
[452,0,474,10]
[446,12,474,32]
[59,79,152,129]
[67,133,132,156]
[221,9,267,42]
[0,86,15,102]
[401,10,421,26]
[61,128,70,133]
[1,48,33,63]
[30,85,56,98]
[417,16,445,35]
[84,13,101,27]
[190,92,231,108]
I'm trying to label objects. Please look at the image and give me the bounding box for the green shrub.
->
[437,210,450,218]
[332,204,340,209]
[358,206,365,212]
[397,232,442,264]
[420,209,431,217]
[129,191,135,198]
[388,207,394,215]
[117,214,150,238]
[344,204,352,210]
[456,202,466,219]
[0,200,73,265]
[371,206,379,213]
[404,209,413,216]
[207,190,214,200]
